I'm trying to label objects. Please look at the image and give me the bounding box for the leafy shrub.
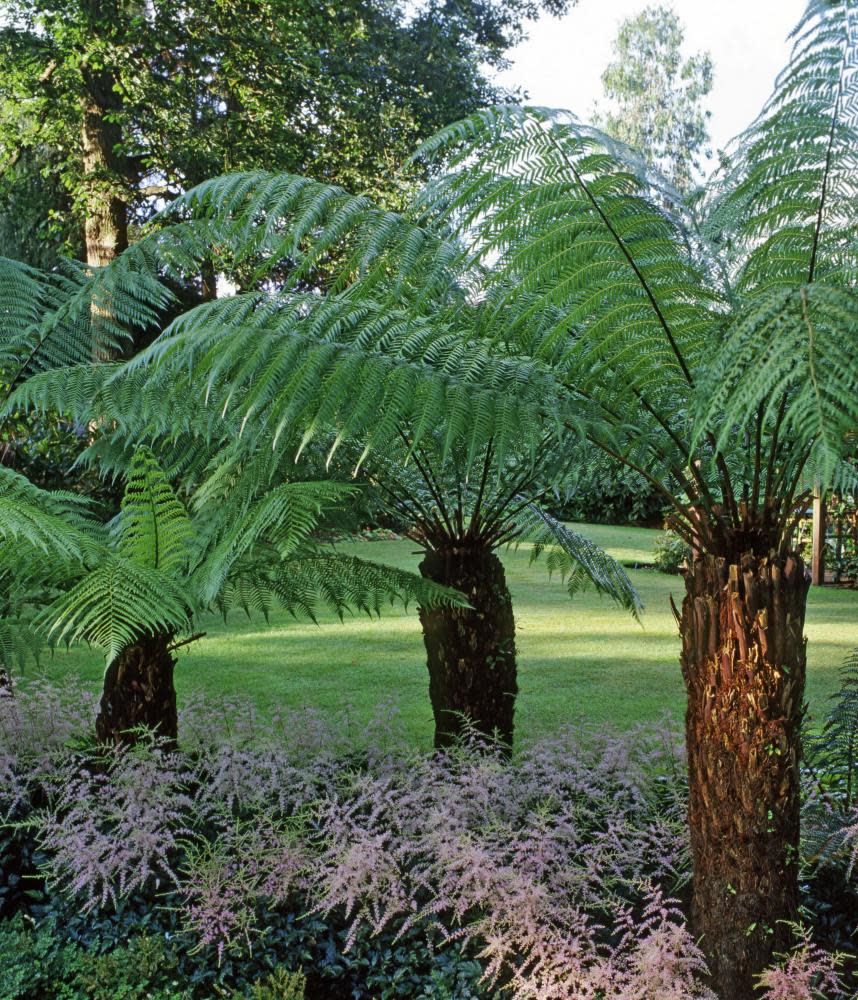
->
[0,916,192,999]
[548,452,665,526]
[237,967,305,1000]
[653,531,691,574]
[0,679,853,999]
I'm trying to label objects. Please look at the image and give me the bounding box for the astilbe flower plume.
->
[756,929,846,1000]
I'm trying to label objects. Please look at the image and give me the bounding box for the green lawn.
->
[34,524,858,746]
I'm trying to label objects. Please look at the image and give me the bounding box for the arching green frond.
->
[413,106,722,399]
[704,0,858,294]
[192,480,358,604]
[131,290,564,470]
[162,171,466,304]
[214,552,466,624]
[116,448,193,574]
[0,467,102,562]
[696,284,858,485]
[0,245,174,393]
[40,555,191,664]
[514,504,642,618]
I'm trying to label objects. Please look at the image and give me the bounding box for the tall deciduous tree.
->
[595,4,713,191]
[0,0,573,270]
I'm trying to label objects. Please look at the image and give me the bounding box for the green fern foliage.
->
[0,246,174,393]
[41,556,191,663]
[515,505,642,618]
[192,480,358,604]
[0,467,101,562]
[116,447,193,574]
[697,284,858,483]
[697,1,858,482]
[215,553,465,624]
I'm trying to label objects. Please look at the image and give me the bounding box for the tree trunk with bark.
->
[679,551,809,1000]
[81,79,128,272]
[95,633,178,746]
[418,544,517,751]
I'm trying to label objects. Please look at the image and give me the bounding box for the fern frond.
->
[162,171,466,304]
[191,481,358,604]
[696,284,858,482]
[130,291,564,470]
[704,0,858,293]
[40,556,191,663]
[512,504,642,618]
[115,448,194,574]
[0,467,102,562]
[0,246,174,391]
[214,552,465,623]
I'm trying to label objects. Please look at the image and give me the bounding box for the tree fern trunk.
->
[95,633,177,745]
[418,544,517,751]
[680,552,808,1000]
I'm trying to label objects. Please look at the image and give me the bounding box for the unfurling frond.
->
[115,448,194,574]
[514,505,642,619]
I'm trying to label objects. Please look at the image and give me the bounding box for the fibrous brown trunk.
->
[418,544,517,751]
[95,633,177,746]
[679,551,809,1000]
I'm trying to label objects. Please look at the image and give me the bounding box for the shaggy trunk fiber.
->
[95,633,177,745]
[418,545,517,750]
[679,552,809,1000]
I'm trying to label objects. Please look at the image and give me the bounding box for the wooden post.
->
[811,489,827,586]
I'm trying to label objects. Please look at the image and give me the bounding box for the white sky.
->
[496,0,808,164]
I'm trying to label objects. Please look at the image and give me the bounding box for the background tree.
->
[594,4,713,192]
[0,0,574,273]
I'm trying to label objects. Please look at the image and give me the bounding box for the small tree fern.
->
[22,449,463,743]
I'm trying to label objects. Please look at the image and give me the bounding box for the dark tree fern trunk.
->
[95,633,178,746]
[679,552,809,1000]
[418,545,517,750]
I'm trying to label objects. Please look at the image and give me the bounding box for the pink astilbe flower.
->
[36,738,193,908]
[180,811,308,961]
[9,683,853,999]
[757,930,847,1000]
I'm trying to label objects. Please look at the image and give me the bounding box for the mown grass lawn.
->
[35,523,858,746]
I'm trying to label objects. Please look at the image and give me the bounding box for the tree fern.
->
[697,0,858,483]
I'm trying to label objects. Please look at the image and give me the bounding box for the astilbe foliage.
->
[0,681,850,999]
